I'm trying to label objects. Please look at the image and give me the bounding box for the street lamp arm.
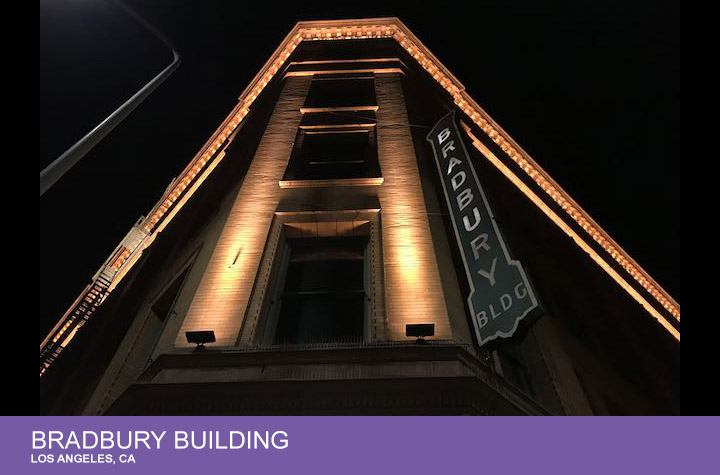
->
[40,0,180,196]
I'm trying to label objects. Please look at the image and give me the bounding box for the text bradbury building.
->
[40,18,680,415]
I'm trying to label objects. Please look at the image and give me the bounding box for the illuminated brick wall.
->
[176,73,452,346]
[175,77,312,347]
[375,74,452,340]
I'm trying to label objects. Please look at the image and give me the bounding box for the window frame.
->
[237,210,387,347]
[302,75,377,110]
[281,124,382,187]
[265,236,369,346]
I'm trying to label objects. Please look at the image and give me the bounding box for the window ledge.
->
[279,177,384,189]
[300,106,378,114]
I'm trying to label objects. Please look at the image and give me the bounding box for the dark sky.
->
[40,0,680,340]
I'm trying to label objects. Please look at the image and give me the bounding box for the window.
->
[575,370,629,415]
[150,266,191,322]
[243,213,386,347]
[299,110,376,129]
[282,75,381,186]
[497,344,535,397]
[283,129,380,181]
[303,76,376,109]
[271,236,368,345]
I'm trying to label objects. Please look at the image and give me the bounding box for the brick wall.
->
[175,77,312,347]
[375,74,452,340]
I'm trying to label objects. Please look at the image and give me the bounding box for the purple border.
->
[3,416,714,474]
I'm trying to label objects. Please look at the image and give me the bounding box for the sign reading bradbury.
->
[427,110,538,346]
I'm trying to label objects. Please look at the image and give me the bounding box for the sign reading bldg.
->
[427,110,538,346]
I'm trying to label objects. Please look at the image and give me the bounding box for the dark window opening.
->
[575,370,629,416]
[284,129,380,181]
[150,266,190,322]
[273,236,367,345]
[497,344,535,397]
[303,77,376,109]
[300,110,376,129]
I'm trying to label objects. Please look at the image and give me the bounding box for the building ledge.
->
[106,343,552,416]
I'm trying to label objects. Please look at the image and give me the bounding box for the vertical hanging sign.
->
[427,110,538,346]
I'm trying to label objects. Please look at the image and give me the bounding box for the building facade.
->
[40,18,680,415]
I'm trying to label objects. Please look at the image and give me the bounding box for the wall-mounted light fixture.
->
[406,324,434,344]
[185,330,216,352]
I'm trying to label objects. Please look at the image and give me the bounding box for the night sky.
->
[40,0,680,340]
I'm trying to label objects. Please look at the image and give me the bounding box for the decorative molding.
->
[461,124,679,341]
[286,68,404,78]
